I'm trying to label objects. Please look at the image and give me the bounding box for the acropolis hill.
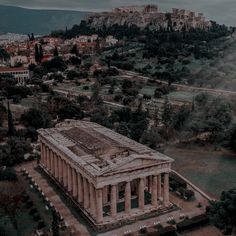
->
[86,5,212,31]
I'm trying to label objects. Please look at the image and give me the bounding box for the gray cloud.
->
[0,0,235,25]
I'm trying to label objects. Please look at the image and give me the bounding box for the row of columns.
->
[40,142,104,223]
[40,142,170,223]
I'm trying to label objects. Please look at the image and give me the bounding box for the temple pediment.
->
[100,154,170,175]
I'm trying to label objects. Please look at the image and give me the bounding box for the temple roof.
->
[38,120,173,177]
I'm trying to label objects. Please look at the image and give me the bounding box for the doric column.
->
[46,148,50,170]
[163,173,170,206]
[50,150,54,175]
[138,178,145,210]
[43,144,47,166]
[67,164,72,192]
[125,181,131,214]
[40,142,43,165]
[89,183,96,215]
[72,168,78,198]
[96,188,103,224]
[54,154,58,179]
[58,157,63,183]
[63,161,67,187]
[103,186,108,204]
[83,177,89,209]
[152,175,158,208]
[77,172,83,203]
[157,174,162,200]
[110,185,117,218]
[148,176,153,193]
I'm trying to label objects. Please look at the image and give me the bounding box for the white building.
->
[0,67,30,85]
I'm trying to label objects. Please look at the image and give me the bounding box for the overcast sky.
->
[0,0,235,26]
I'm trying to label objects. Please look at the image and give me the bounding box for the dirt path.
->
[119,69,236,97]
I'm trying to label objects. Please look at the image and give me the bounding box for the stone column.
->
[157,174,162,200]
[50,150,54,175]
[63,161,67,188]
[103,186,108,204]
[54,154,58,179]
[72,168,78,198]
[40,142,43,165]
[110,185,117,218]
[58,157,63,183]
[89,183,96,215]
[83,177,89,209]
[96,188,103,224]
[67,164,72,192]
[77,172,83,203]
[41,143,45,166]
[152,175,158,208]
[125,181,131,214]
[138,178,145,210]
[46,148,50,171]
[148,176,153,193]
[163,173,169,206]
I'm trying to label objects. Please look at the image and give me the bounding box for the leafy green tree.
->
[172,106,191,130]
[208,189,236,235]
[0,103,6,127]
[51,210,60,236]
[42,57,67,72]
[53,46,59,57]
[20,108,52,129]
[70,44,79,56]
[58,104,84,121]
[162,97,173,127]
[0,138,32,166]
[141,128,161,149]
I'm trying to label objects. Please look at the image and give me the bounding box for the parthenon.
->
[38,120,174,229]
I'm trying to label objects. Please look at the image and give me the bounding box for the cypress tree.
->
[39,44,44,62]
[35,44,40,63]
[7,101,15,136]
[53,47,59,57]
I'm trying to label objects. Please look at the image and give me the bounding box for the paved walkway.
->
[16,162,91,236]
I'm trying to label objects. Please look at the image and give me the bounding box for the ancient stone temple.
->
[38,120,174,229]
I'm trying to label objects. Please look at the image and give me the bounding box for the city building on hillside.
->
[87,4,212,31]
[0,67,29,85]
[38,120,174,229]
[10,55,28,67]
[105,35,118,47]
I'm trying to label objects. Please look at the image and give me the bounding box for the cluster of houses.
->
[0,34,118,85]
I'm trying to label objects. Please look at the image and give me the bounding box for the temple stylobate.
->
[38,120,174,228]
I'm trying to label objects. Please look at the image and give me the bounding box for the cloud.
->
[0,0,235,25]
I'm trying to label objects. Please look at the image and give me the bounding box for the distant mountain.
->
[0,5,90,35]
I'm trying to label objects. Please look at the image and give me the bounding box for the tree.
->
[0,182,24,230]
[58,104,84,121]
[0,137,32,166]
[7,101,15,136]
[20,108,52,129]
[141,128,161,149]
[208,189,236,235]
[70,44,79,56]
[0,103,6,127]
[162,97,173,127]
[53,47,59,57]
[34,43,40,63]
[42,57,67,72]
[172,106,190,130]
[51,210,60,236]
[39,44,44,62]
